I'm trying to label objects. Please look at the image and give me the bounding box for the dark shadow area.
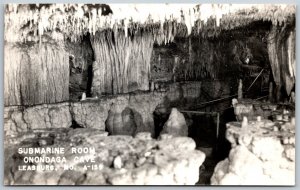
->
[70,120,84,129]
[217,107,235,159]
[68,33,95,101]
[186,113,216,148]
[153,110,169,139]
[84,33,95,97]
[86,64,94,97]
[188,107,235,185]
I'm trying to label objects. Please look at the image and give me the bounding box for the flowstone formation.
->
[4,128,205,185]
[105,105,137,136]
[211,106,295,185]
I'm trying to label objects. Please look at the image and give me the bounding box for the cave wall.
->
[4,92,166,136]
[66,22,272,102]
[155,81,233,112]
[4,42,69,106]
[4,103,72,135]
[150,23,271,85]
[4,80,232,136]
[149,33,271,116]
[3,79,233,138]
[4,21,287,137]
[150,37,225,82]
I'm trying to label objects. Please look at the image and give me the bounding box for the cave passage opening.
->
[69,32,95,101]
[150,20,277,185]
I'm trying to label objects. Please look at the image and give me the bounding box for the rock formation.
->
[160,108,188,137]
[106,105,137,136]
[211,105,295,185]
[4,129,205,185]
[4,92,165,136]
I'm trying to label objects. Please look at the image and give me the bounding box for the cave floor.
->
[4,128,205,185]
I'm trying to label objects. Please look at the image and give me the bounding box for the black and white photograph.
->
[3,3,296,186]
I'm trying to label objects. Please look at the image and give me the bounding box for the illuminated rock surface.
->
[4,129,205,185]
[160,108,188,137]
[233,99,278,121]
[211,106,295,185]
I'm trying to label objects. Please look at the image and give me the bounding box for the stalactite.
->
[91,30,154,95]
[267,24,295,95]
[4,42,69,106]
[176,38,222,80]
[5,4,295,43]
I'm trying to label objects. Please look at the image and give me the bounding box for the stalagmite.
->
[241,116,248,128]
[289,91,295,103]
[160,108,188,137]
[113,156,122,169]
[238,79,243,99]
[257,116,261,122]
[81,92,86,101]
[150,81,155,92]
